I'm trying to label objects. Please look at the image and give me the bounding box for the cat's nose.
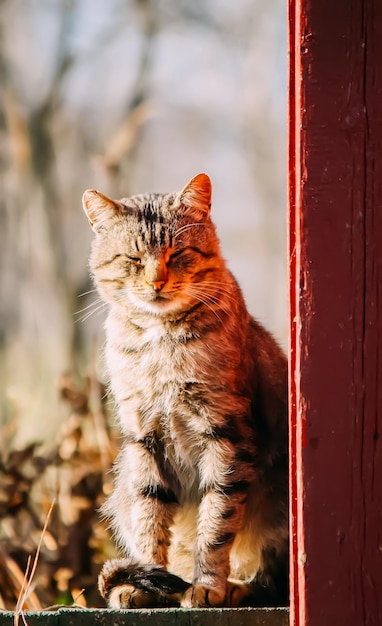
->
[149,280,166,292]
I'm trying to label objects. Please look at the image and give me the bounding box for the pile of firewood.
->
[0,374,118,610]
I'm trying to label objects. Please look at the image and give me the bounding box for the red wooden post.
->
[289,0,382,625]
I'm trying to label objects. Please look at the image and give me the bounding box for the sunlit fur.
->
[82,174,288,608]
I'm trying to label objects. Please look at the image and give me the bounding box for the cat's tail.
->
[98,557,191,609]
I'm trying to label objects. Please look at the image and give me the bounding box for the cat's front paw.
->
[98,563,162,608]
[181,583,226,608]
[98,558,190,609]
[106,583,164,609]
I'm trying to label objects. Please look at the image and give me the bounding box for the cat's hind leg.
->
[180,580,254,608]
[98,558,191,609]
[223,575,287,608]
[180,545,289,609]
[248,546,289,608]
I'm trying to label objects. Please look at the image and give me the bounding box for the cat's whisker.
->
[193,286,237,307]
[177,281,236,312]
[199,299,224,324]
[183,286,225,324]
[77,288,99,298]
[173,223,205,240]
[77,309,105,323]
[74,300,108,323]
[82,305,108,322]
[187,284,236,315]
[196,282,240,303]
[74,298,104,316]
[174,277,238,302]
[201,280,236,293]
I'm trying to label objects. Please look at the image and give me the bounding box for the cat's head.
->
[82,173,222,317]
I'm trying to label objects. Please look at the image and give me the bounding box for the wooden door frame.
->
[288,0,382,624]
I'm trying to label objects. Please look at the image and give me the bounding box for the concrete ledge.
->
[0,607,289,625]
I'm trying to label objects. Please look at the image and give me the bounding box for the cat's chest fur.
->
[106,309,215,388]
[104,308,248,473]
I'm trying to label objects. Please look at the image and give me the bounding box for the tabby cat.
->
[82,173,288,609]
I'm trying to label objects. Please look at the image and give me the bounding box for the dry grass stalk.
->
[3,555,41,612]
[14,500,55,626]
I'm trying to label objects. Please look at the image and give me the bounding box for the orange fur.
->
[83,174,288,608]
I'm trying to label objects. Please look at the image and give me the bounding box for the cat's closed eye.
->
[168,249,186,261]
[169,248,197,270]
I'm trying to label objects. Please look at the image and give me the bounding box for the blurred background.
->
[0,0,287,609]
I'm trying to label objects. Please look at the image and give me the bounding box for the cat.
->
[82,173,288,609]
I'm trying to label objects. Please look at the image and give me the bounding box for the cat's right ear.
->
[179,173,212,221]
[82,189,125,233]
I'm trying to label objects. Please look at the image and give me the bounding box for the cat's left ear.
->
[180,173,212,220]
[82,189,125,232]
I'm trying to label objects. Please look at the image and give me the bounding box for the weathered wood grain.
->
[0,608,289,626]
[289,0,382,624]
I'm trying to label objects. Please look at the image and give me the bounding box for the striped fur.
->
[82,173,288,608]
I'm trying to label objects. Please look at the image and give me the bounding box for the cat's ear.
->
[180,173,212,220]
[82,189,125,232]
